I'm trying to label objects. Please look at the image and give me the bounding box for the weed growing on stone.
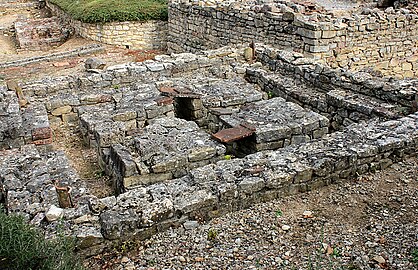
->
[267,91,276,99]
[207,228,218,241]
[276,208,283,217]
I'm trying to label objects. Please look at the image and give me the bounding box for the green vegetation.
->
[207,228,218,241]
[411,248,418,267]
[0,208,84,270]
[50,0,168,23]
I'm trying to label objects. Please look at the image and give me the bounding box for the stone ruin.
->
[1,0,72,51]
[14,16,71,51]
[0,0,417,258]
[1,42,417,255]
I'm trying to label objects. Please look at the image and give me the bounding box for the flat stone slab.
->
[212,124,255,143]
[102,117,226,192]
[180,77,264,108]
[219,97,329,152]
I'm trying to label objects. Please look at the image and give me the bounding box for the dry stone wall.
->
[46,1,167,50]
[168,0,418,78]
[249,44,417,126]
[0,86,52,150]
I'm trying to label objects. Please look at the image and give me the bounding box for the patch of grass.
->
[267,91,276,99]
[0,207,84,270]
[275,208,283,217]
[50,0,168,23]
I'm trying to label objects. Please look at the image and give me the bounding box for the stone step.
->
[246,68,404,130]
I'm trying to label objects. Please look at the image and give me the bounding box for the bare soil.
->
[50,121,113,198]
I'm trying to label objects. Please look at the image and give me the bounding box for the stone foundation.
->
[104,118,226,193]
[2,45,417,255]
[0,86,52,150]
[217,97,329,154]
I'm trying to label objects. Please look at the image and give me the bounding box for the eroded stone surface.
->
[219,97,329,153]
[102,117,226,193]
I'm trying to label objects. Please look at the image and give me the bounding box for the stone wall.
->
[98,112,418,241]
[0,86,52,150]
[168,1,418,78]
[168,1,305,54]
[46,1,167,50]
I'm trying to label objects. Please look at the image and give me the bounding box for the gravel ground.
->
[85,157,418,270]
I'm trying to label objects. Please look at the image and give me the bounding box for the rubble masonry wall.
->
[168,1,418,78]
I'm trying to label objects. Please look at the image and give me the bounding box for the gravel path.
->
[314,0,360,11]
[85,157,418,270]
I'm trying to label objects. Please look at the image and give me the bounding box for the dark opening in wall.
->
[174,97,195,120]
[224,134,257,158]
[377,0,397,8]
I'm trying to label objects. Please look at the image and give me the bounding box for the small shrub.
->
[267,91,276,99]
[0,208,84,270]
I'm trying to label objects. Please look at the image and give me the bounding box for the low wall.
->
[46,1,167,50]
[168,1,418,78]
[0,44,104,69]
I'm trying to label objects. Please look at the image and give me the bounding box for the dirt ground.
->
[50,121,114,198]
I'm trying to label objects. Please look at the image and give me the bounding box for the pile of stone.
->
[101,117,226,193]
